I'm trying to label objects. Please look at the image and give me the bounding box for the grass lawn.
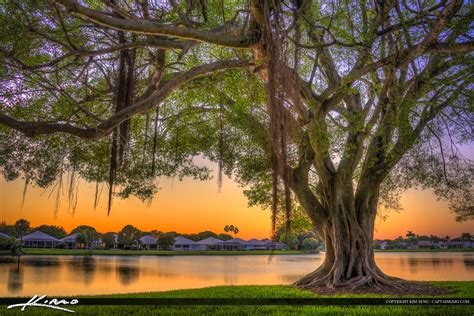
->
[0,248,305,256]
[2,282,473,315]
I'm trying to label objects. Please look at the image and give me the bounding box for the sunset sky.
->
[1,159,472,239]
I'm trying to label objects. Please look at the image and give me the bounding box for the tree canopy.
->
[0,0,472,291]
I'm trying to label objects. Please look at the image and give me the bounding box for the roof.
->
[60,233,79,242]
[221,238,247,245]
[22,231,59,241]
[140,235,157,245]
[0,232,10,239]
[174,236,196,245]
[417,241,432,246]
[196,237,222,245]
[245,238,267,246]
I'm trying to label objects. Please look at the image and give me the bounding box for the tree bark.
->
[294,185,404,291]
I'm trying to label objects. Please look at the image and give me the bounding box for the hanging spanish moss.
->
[262,1,293,239]
[67,163,76,212]
[93,180,100,210]
[20,177,29,211]
[151,105,160,176]
[107,28,136,214]
[142,112,149,161]
[108,128,118,215]
[217,102,224,192]
[54,171,63,219]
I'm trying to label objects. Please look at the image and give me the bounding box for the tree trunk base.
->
[293,269,449,295]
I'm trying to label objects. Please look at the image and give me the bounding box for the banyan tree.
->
[0,0,472,291]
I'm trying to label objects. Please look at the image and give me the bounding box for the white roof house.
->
[22,231,59,242]
[140,235,157,245]
[173,236,201,251]
[21,231,59,248]
[196,237,222,246]
[245,239,268,250]
[195,237,222,250]
[0,232,10,239]
[60,233,80,243]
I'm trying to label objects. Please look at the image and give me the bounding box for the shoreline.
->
[0,248,473,256]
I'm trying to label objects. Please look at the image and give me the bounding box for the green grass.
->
[0,248,304,256]
[2,282,473,315]
[374,248,474,252]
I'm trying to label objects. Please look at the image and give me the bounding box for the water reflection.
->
[7,265,23,293]
[0,253,472,297]
[116,257,139,286]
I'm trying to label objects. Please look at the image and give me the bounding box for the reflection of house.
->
[196,237,222,250]
[140,235,158,250]
[21,231,59,248]
[60,233,80,249]
[173,236,201,251]
[0,232,10,239]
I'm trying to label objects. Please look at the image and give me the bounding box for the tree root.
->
[294,271,449,295]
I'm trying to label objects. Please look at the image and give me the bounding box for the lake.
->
[0,252,473,296]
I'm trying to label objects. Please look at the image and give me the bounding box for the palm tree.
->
[224,225,239,238]
[14,219,30,253]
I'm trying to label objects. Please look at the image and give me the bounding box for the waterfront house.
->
[173,236,200,251]
[196,237,222,250]
[219,238,246,250]
[245,239,268,250]
[264,241,288,250]
[60,233,80,249]
[448,240,474,248]
[21,231,59,248]
[140,235,158,250]
[416,240,433,249]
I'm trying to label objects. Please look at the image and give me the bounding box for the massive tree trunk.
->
[293,179,404,291]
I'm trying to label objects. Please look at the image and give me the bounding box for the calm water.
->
[0,252,473,296]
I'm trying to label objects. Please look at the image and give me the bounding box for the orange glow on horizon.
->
[0,168,472,239]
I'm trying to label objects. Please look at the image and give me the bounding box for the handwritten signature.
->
[7,295,78,313]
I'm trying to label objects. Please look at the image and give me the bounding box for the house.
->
[196,237,222,250]
[21,231,59,248]
[173,236,201,251]
[417,240,433,249]
[140,235,158,250]
[264,241,287,250]
[60,233,80,249]
[380,240,390,250]
[215,238,247,250]
[448,241,474,248]
[244,239,268,250]
[0,232,10,239]
[59,232,102,249]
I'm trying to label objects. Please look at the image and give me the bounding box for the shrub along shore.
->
[2,282,473,315]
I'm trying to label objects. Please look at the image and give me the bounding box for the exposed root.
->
[294,271,450,295]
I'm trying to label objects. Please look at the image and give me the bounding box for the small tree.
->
[157,233,175,250]
[14,219,30,251]
[118,225,141,249]
[102,232,117,249]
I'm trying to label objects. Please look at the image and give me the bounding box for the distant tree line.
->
[0,219,233,251]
